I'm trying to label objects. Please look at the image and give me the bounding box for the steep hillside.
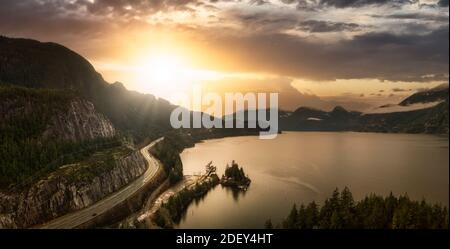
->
[0,86,119,189]
[359,100,448,133]
[0,85,168,228]
[0,86,115,142]
[0,36,175,143]
[0,146,148,228]
[92,81,174,142]
[0,36,103,94]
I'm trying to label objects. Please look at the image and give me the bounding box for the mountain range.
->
[1,35,448,140]
[279,85,449,134]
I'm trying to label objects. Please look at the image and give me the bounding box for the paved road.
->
[36,137,164,229]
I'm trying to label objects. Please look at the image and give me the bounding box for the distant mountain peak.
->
[399,84,449,106]
[294,106,324,112]
[332,106,348,113]
[111,81,127,89]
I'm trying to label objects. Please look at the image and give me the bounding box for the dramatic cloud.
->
[281,0,418,9]
[204,25,449,81]
[317,0,417,8]
[372,12,449,22]
[0,0,448,84]
[297,20,361,33]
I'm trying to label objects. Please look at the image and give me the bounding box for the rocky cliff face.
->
[0,86,116,143]
[0,149,147,228]
[42,99,116,142]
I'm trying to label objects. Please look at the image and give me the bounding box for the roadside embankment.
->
[32,138,166,229]
[0,147,148,228]
[120,164,219,229]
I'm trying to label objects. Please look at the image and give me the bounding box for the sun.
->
[136,54,192,97]
[140,54,186,84]
[133,53,228,101]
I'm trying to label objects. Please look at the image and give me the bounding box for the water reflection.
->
[174,185,219,225]
[222,185,248,202]
[177,132,449,228]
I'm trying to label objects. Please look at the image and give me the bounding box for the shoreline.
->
[116,168,219,229]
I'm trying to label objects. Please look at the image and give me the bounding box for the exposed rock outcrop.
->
[0,150,146,228]
[0,86,116,143]
[42,99,116,142]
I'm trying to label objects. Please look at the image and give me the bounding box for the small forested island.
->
[265,187,449,229]
[220,161,251,190]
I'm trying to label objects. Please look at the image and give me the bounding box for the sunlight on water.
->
[177,132,449,228]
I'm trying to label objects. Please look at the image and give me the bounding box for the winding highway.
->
[36,137,164,229]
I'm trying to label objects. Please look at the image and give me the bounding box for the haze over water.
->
[178,132,449,228]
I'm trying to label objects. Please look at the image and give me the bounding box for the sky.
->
[0,0,448,111]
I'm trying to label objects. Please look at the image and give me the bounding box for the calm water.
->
[177,132,449,229]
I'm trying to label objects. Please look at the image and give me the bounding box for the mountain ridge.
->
[400,84,449,106]
[0,36,175,143]
[280,86,449,134]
